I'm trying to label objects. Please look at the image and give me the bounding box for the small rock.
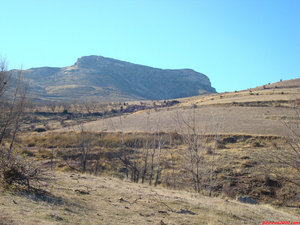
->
[237,196,258,204]
[160,220,167,225]
[74,189,89,195]
[47,214,63,221]
[158,210,168,214]
[177,209,196,215]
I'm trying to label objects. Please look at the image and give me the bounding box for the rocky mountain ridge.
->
[17,55,216,102]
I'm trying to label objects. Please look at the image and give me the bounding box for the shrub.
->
[34,127,47,133]
[0,148,49,190]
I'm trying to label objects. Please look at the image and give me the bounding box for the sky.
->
[0,0,299,93]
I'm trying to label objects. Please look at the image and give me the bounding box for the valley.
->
[1,62,300,224]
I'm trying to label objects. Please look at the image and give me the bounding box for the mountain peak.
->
[21,55,216,102]
[74,55,106,68]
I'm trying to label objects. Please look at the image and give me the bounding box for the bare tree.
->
[0,66,28,154]
[67,110,93,173]
[0,59,48,190]
[170,150,177,189]
[148,116,166,186]
[270,103,300,187]
[209,127,219,197]
[141,110,150,183]
[118,149,130,179]
[175,108,210,193]
[0,58,10,97]
[60,102,71,114]
[118,137,143,182]
[47,102,57,113]
[154,134,165,187]
[78,117,92,173]
[149,132,157,186]
[0,59,10,144]
[118,109,129,178]
[129,138,142,182]
[83,100,95,114]
[8,74,28,156]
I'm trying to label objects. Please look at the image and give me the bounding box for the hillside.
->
[1,172,299,225]
[17,55,216,102]
[63,78,300,137]
[1,78,300,224]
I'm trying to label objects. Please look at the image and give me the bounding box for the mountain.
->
[17,55,216,102]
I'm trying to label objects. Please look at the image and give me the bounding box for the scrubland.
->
[1,79,300,224]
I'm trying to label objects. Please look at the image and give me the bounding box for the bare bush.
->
[0,58,48,190]
[0,148,49,189]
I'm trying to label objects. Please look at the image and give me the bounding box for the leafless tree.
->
[118,110,143,182]
[71,101,81,114]
[82,100,97,114]
[118,136,143,182]
[141,110,150,183]
[170,151,177,189]
[0,58,48,190]
[270,102,300,187]
[168,132,179,189]
[129,138,142,182]
[77,117,92,173]
[148,117,166,186]
[118,110,129,178]
[174,108,215,193]
[59,102,71,114]
[149,132,157,186]
[0,58,10,97]
[118,149,130,179]
[8,73,27,155]
[209,127,219,196]
[47,102,57,113]
[0,66,28,156]
[154,134,166,187]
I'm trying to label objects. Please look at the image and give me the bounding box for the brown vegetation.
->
[0,58,47,191]
[1,76,300,224]
[16,130,299,207]
[0,171,299,225]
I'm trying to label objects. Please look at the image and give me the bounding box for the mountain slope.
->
[1,171,299,225]
[19,55,216,102]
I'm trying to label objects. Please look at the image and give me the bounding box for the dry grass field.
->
[1,79,300,224]
[65,105,296,136]
[1,172,299,225]
[60,79,300,137]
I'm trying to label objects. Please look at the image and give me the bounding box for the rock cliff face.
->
[19,55,216,101]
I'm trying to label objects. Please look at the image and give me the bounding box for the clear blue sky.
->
[0,0,299,92]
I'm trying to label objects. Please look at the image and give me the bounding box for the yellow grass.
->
[0,171,299,225]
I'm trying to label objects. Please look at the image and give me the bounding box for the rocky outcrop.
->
[18,55,216,102]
